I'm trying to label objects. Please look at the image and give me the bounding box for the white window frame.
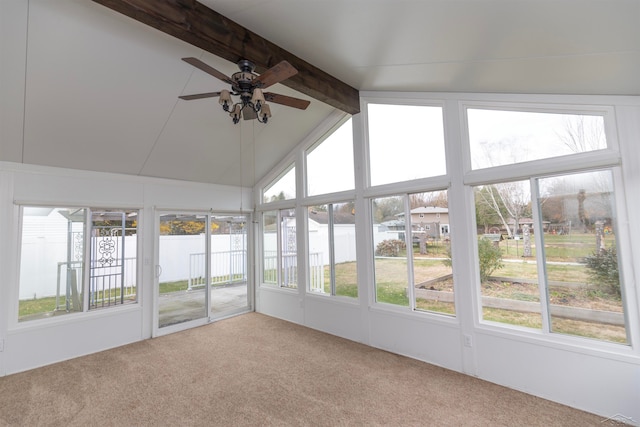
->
[461,100,638,348]
[305,200,358,300]
[13,204,141,327]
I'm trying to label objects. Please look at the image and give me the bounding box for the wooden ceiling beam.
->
[91,0,360,114]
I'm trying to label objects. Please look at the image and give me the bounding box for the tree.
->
[372,197,403,223]
[585,246,620,297]
[474,182,531,238]
[443,237,503,282]
[409,191,448,209]
[268,191,286,203]
[475,187,506,233]
[558,116,606,153]
[159,220,207,235]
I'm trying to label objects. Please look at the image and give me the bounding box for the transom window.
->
[306,119,355,196]
[263,165,296,203]
[368,104,446,186]
[467,108,608,169]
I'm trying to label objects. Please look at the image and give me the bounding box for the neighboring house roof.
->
[411,206,448,214]
[397,206,449,217]
[379,219,405,231]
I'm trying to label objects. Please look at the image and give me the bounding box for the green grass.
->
[19,296,57,318]
[415,299,455,315]
[19,286,137,319]
[412,241,450,257]
[500,233,616,262]
[159,280,189,294]
[483,308,543,329]
[482,307,627,343]
[485,257,590,283]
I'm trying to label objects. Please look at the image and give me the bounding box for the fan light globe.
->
[219,90,232,109]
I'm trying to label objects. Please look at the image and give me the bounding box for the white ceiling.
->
[2,0,639,187]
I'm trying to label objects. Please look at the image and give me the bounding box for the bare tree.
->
[475,181,530,238]
[558,116,606,153]
[409,190,448,209]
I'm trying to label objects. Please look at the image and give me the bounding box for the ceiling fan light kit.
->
[180,58,310,124]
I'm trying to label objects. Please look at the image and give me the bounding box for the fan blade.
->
[253,61,298,89]
[265,92,310,110]
[179,92,221,100]
[242,105,258,120]
[182,57,234,85]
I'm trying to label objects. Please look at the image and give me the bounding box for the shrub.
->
[584,246,620,297]
[442,237,503,282]
[375,239,406,257]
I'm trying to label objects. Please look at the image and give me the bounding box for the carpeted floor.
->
[0,313,609,426]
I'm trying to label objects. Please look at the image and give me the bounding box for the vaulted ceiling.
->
[2,0,638,187]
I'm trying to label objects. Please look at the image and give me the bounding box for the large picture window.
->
[18,206,138,322]
[467,105,629,345]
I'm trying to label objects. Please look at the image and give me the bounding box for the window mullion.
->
[82,208,91,313]
[206,214,211,319]
[404,195,416,310]
[531,178,551,332]
[328,204,336,295]
[277,210,283,287]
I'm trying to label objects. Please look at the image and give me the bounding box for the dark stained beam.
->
[91,0,360,114]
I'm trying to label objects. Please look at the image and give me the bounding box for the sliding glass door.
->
[156,211,251,334]
[157,213,208,329]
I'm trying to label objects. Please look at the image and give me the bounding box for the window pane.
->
[468,109,607,170]
[308,205,329,294]
[333,202,358,298]
[308,202,358,298]
[210,214,249,315]
[474,181,543,329]
[158,214,207,328]
[263,166,296,202]
[307,119,355,196]
[89,210,137,310]
[372,196,408,306]
[368,104,446,186]
[19,207,86,322]
[410,191,455,315]
[280,209,298,289]
[262,211,278,285]
[537,170,627,343]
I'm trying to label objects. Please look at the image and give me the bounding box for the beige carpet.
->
[0,313,608,426]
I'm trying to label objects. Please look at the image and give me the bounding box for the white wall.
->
[0,161,251,375]
[256,93,640,425]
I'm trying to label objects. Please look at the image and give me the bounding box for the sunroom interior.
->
[1,0,639,424]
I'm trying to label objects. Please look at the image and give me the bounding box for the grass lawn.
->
[501,232,615,262]
[19,287,137,319]
[19,296,57,318]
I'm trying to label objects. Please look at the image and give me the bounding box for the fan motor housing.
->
[232,60,257,95]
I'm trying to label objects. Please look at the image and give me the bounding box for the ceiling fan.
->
[179,57,310,124]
